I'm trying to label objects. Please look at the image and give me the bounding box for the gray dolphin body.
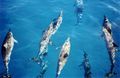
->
[83,52,91,78]
[1,30,17,77]
[102,27,118,77]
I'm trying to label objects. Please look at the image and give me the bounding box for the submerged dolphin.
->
[32,11,63,64]
[56,37,71,78]
[80,52,91,78]
[1,29,17,77]
[39,11,63,55]
[74,0,84,24]
[37,61,48,78]
[102,27,118,77]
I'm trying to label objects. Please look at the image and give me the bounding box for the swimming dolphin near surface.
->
[39,11,63,55]
[1,29,17,78]
[56,37,71,78]
[79,52,91,78]
[74,0,84,24]
[32,11,63,64]
[102,27,119,78]
[102,16,112,35]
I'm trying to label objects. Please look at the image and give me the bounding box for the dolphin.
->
[37,61,48,78]
[39,11,63,56]
[79,52,91,78]
[39,11,63,55]
[102,27,118,77]
[32,11,63,64]
[83,52,91,78]
[40,62,48,78]
[1,29,17,77]
[74,0,84,24]
[56,37,71,78]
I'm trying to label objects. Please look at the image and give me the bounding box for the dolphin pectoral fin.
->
[49,40,53,45]
[14,38,18,43]
[42,30,45,35]
[4,43,8,48]
[79,62,84,67]
[56,47,60,50]
[113,42,119,47]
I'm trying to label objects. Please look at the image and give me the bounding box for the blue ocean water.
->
[0,0,120,78]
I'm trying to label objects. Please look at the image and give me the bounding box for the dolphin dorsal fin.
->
[14,38,18,43]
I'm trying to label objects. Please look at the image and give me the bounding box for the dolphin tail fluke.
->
[5,64,9,76]
[105,72,116,78]
[0,74,11,78]
[0,70,11,78]
[31,55,42,65]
